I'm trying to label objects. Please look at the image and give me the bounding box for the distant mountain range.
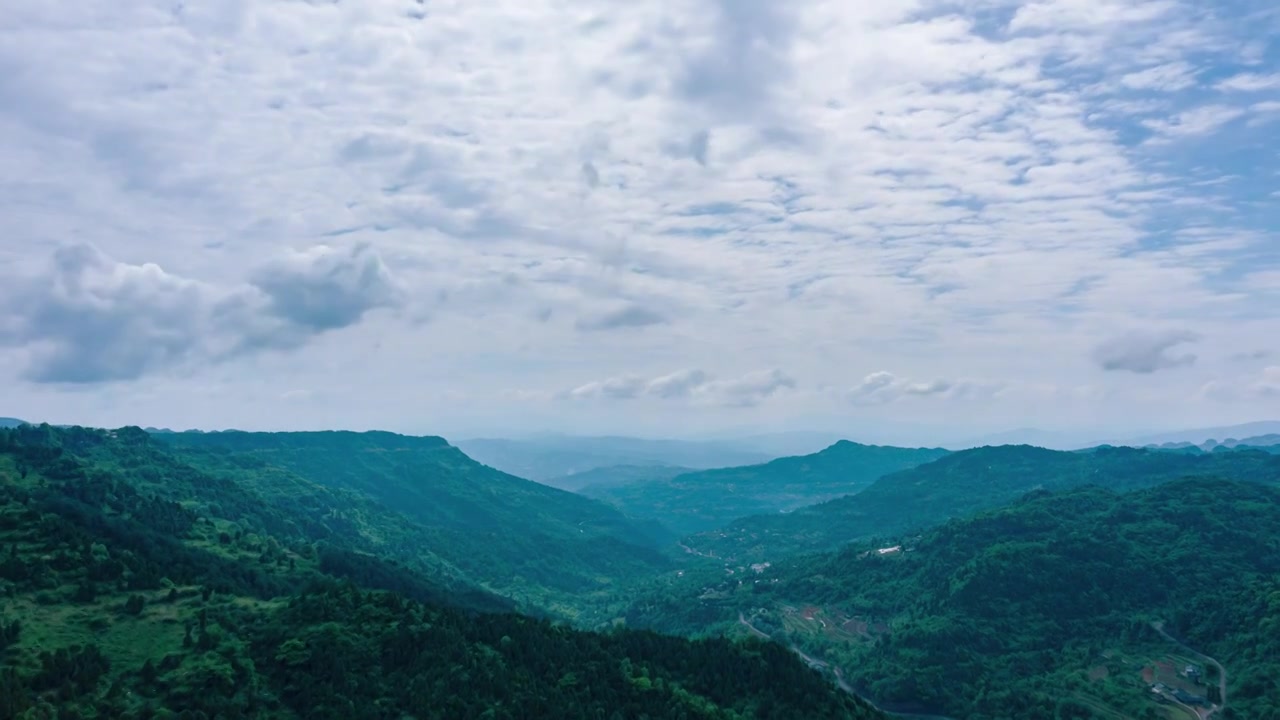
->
[684,443,1280,561]
[579,441,950,536]
[454,435,777,487]
[1117,420,1280,447]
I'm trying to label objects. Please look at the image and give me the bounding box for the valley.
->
[4,422,1279,719]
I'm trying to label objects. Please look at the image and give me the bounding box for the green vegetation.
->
[686,444,1280,561]
[581,442,950,536]
[626,480,1280,719]
[0,424,885,719]
[561,464,694,493]
[154,430,672,614]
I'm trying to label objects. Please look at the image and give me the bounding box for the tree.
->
[124,595,145,616]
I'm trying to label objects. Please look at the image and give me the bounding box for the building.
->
[1173,689,1207,706]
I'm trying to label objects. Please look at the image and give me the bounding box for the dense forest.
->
[580,441,950,535]
[685,444,1280,561]
[626,480,1280,719]
[0,424,884,719]
[154,430,674,615]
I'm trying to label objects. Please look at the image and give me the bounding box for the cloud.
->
[675,0,797,119]
[249,244,403,333]
[568,375,648,400]
[700,369,796,407]
[1119,62,1197,91]
[1215,73,1280,92]
[565,368,793,407]
[846,372,1000,405]
[0,244,402,383]
[2,0,1278,435]
[575,304,668,332]
[1259,367,1280,397]
[1142,105,1246,141]
[647,369,712,398]
[1093,330,1200,374]
[0,244,211,383]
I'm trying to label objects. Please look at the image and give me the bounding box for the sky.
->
[1,0,1278,444]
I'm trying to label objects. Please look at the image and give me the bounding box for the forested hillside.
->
[155,430,672,614]
[0,425,884,719]
[581,442,950,535]
[626,480,1280,719]
[686,444,1280,561]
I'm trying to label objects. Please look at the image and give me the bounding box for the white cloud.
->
[1120,62,1198,91]
[1142,105,1246,141]
[0,0,1277,437]
[847,372,1003,405]
[1215,73,1280,92]
[565,368,794,407]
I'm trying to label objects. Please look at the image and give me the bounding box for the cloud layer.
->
[1,0,1277,437]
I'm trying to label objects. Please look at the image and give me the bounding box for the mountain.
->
[153,430,671,614]
[454,435,774,487]
[685,444,1280,561]
[558,464,694,493]
[626,480,1280,719]
[581,442,951,536]
[1148,433,1280,453]
[0,424,884,720]
[953,427,1099,450]
[1118,420,1280,447]
[0,418,28,429]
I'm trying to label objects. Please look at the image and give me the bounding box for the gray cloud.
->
[581,161,601,188]
[1093,330,1200,373]
[575,304,667,332]
[676,0,796,118]
[0,244,210,383]
[0,244,402,383]
[250,244,403,332]
[689,130,710,165]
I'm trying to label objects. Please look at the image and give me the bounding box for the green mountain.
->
[581,442,951,536]
[0,424,884,720]
[153,430,671,614]
[685,444,1280,561]
[454,436,773,487]
[558,464,695,493]
[626,480,1280,719]
[0,418,27,429]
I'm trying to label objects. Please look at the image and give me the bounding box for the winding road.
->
[737,612,958,720]
[1151,621,1228,720]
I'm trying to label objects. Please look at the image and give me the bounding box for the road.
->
[1151,621,1228,720]
[737,612,958,720]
